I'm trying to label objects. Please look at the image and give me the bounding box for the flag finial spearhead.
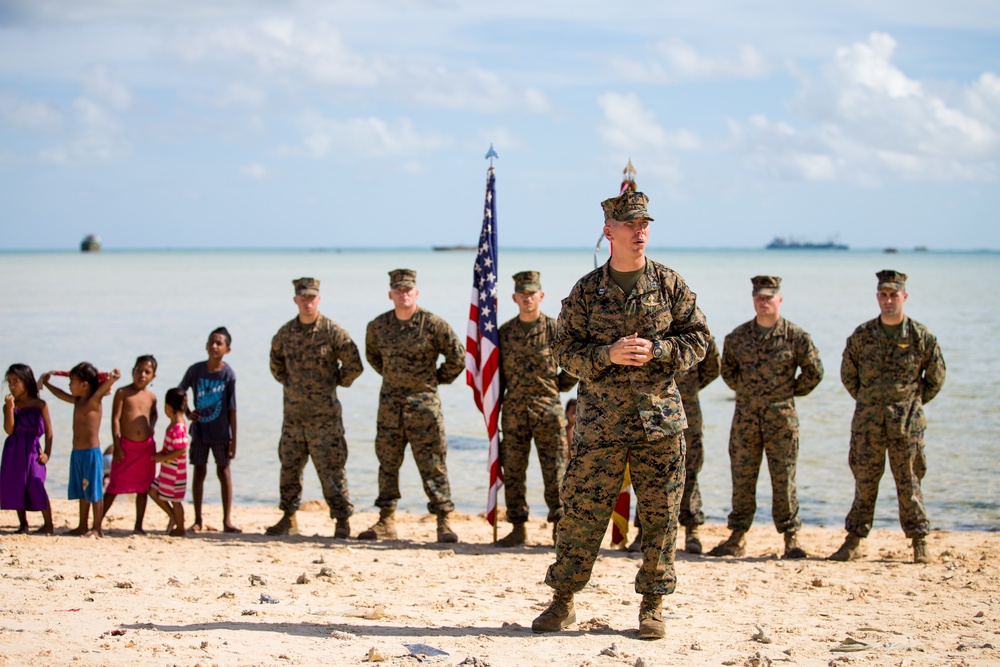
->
[485,144,499,164]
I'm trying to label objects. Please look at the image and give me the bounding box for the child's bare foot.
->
[82,528,104,538]
[16,525,29,534]
[65,526,90,536]
[166,519,175,533]
[33,525,54,536]
[189,521,203,533]
[223,523,242,534]
[168,528,186,537]
[133,527,147,535]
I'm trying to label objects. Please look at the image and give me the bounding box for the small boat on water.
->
[432,245,476,251]
[80,234,101,252]
[766,236,848,250]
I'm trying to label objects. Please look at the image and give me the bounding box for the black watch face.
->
[653,344,662,358]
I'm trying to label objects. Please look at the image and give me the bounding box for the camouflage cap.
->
[512,270,541,293]
[601,190,654,223]
[751,275,782,297]
[293,277,320,296]
[389,268,416,289]
[876,269,907,291]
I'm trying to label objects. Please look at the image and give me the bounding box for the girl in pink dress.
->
[148,388,188,537]
[1,364,54,534]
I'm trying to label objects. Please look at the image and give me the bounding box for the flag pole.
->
[466,144,503,544]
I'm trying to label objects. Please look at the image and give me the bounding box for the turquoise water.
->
[1,248,996,531]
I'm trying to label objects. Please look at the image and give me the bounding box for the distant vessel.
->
[80,234,101,252]
[432,245,476,251]
[884,247,898,254]
[766,236,848,250]
[914,245,928,252]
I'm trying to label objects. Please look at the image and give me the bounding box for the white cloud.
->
[81,66,132,109]
[241,162,271,180]
[613,39,769,83]
[0,91,62,131]
[287,111,451,159]
[212,82,266,109]
[732,32,1000,183]
[39,96,129,163]
[598,92,700,153]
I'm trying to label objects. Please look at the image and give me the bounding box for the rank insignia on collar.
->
[598,287,605,295]
[897,343,909,349]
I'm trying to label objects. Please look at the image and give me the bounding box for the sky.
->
[1,1,998,251]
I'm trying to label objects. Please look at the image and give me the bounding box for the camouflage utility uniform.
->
[365,308,465,515]
[546,259,709,596]
[270,314,364,519]
[720,318,823,534]
[841,316,945,538]
[498,313,578,525]
[674,335,720,529]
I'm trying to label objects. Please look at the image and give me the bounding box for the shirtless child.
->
[102,355,158,534]
[41,363,120,537]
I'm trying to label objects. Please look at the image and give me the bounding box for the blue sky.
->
[1,1,998,250]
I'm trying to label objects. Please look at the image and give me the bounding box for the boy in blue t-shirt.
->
[179,326,239,533]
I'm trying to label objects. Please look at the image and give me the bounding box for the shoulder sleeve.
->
[435,315,466,386]
[919,327,946,404]
[365,318,384,375]
[792,326,824,397]
[332,322,364,388]
[552,278,613,383]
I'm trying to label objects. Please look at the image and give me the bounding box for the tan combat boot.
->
[828,533,862,561]
[531,592,576,633]
[334,518,350,539]
[638,594,665,640]
[707,530,746,557]
[912,537,931,564]
[783,531,807,559]
[626,525,643,553]
[685,525,703,554]
[497,523,526,547]
[357,508,397,540]
[265,512,299,536]
[436,513,458,543]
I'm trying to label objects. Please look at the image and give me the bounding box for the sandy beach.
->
[0,499,997,667]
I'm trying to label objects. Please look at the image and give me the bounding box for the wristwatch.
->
[652,341,664,359]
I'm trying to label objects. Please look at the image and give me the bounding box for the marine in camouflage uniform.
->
[830,270,945,564]
[532,191,709,641]
[267,277,364,538]
[709,276,823,559]
[359,268,466,543]
[496,270,578,547]
[628,333,720,555]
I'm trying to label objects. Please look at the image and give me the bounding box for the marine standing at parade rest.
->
[532,191,709,641]
[496,270,578,548]
[628,334,720,555]
[360,269,466,543]
[709,276,823,559]
[267,277,364,538]
[829,270,945,564]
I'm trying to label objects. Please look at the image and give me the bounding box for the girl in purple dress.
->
[1,364,54,534]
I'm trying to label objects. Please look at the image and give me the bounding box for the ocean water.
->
[1,248,997,532]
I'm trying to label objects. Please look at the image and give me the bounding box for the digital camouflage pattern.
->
[674,335,721,528]
[365,308,465,515]
[545,259,709,596]
[270,313,364,519]
[840,316,945,538]
[721,317,823,534]
[600,190,654,222]
[498,312,578,524]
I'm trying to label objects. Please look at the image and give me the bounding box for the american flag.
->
[466,166,503,526]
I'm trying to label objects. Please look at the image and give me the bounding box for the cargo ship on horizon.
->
[766,236,848,250]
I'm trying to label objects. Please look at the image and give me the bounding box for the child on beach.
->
[40,363,120,537]
[1,364,55,534]
[102,355,158,534]
[148,388,188,537]
[179,327,239,533]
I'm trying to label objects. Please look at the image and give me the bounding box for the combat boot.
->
[828,533,862,561]
[436,513,458,543]
[783,531,807,559]
[265,512,299,536]
[334,518,350,539]
[357,508,397,540]
[912,537,931,564]
[638,594,665,640]
[497,523,526,547]
[707,530,746,557]
[685,525,703,554]
[626,525,643,553]
[531,592,576,633]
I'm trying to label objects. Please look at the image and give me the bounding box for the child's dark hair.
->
[210,326,232,347]
[69,362,100,397]
[5,364,39,399]
[566,397,578,411]
[133,354,158,373]
[165,388,187,413]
